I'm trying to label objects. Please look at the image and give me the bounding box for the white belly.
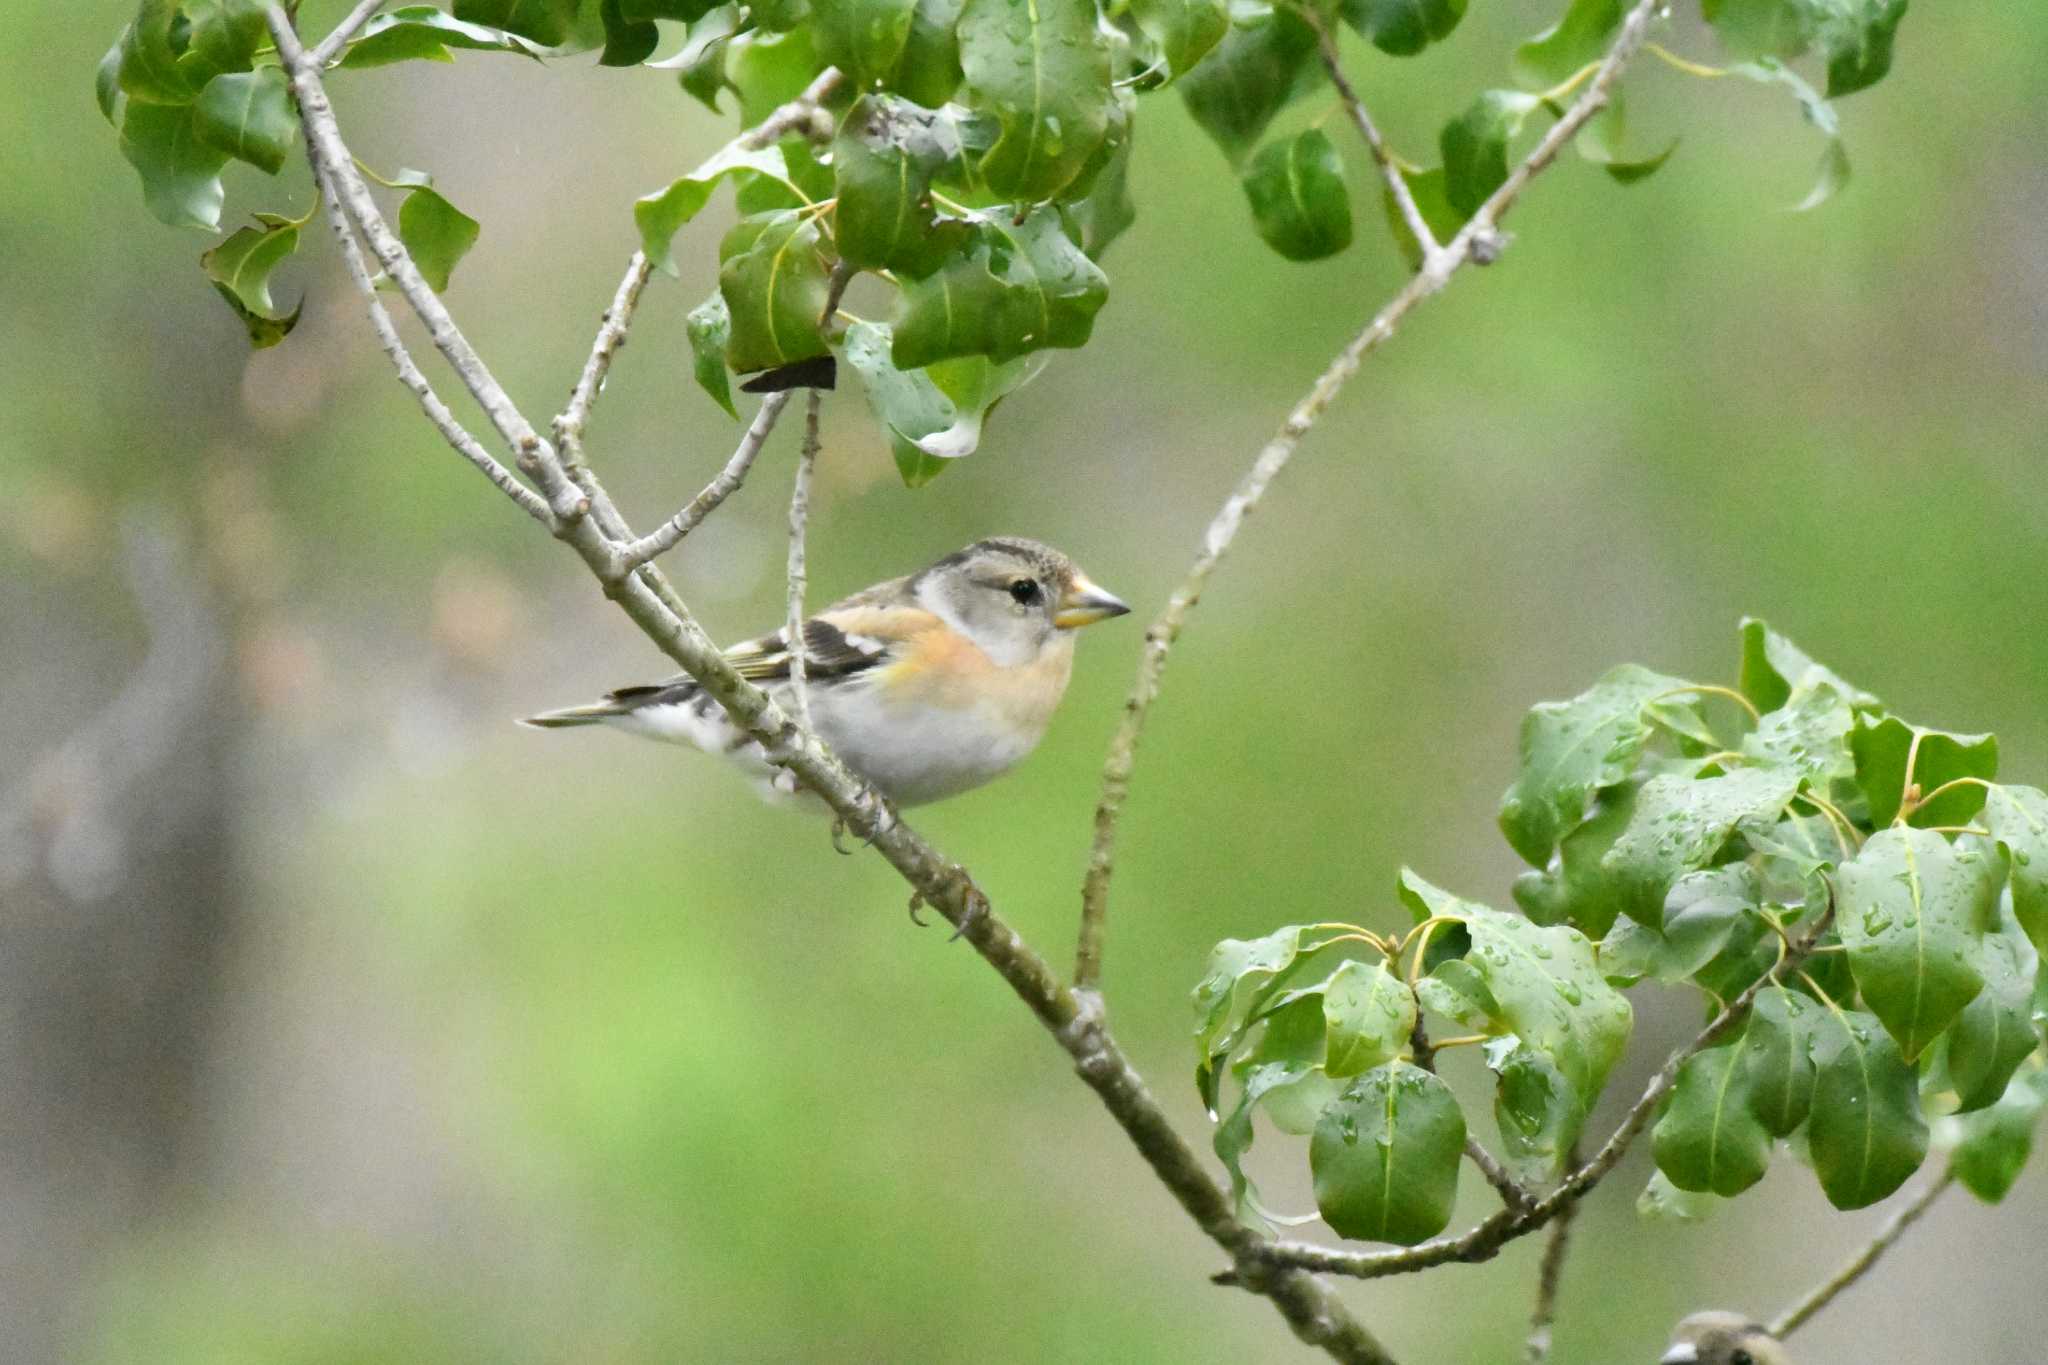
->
[807,681,1046,806]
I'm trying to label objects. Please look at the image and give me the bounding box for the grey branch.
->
[786,390,821,734]
[309,0,389,67]
[1302,7,1443,271]
[1466,1138,1536,1216]
[613,392,791,574]
[1254,897,1834,1282]
[1074,0,1661,994]
[555,250,655,481]
[1770,1167,1956,1340]
[1522,1144,1583,1365]
[269,16,1391,1360]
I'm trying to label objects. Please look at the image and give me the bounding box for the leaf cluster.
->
[1197,620,2048,1247]
[97,0,1913,467]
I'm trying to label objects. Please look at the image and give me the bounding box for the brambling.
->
[1661,1312,1792,1365]
[523,537,1130,806]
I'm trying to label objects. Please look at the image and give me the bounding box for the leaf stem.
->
[1652,683,1763,724]
[1902,775,1995,820]
[1793,789,1861,856]
[1643,42,1730,80]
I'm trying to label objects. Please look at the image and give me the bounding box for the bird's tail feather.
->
[519,702,627,729]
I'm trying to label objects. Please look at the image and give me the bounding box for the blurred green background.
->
[5,3,2046,1362]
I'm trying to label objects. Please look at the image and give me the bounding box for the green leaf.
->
[1490,1041,1586,1183]
[1192,924,1324,1111]
[118,101,229,230]
[833,94,972,276]
[397,185,481,292]
[186,0,268,75]
[635,143,794,275]
[1213,993,1339,1215]
[889,0,967,106]
[717,210,831,374]
[840,321,1045,486]
[1511,0,1620,88]
[341,6,549,66]
[1311,1063,1464,1245]
[728,24,825,125]
[1849,713,1998,829]
[1704,0,1820,61]
[1742,985,1819,1136]
[1440,90,1542,219]
[192,68,296,175]
[119,0,204,104]
[1944,911,2039,1113]
[1066,91,1137,259]
[1984,786,2048,956]
[201,218,302,348]
[1177,5,1320,166]
[1498,664,1698,868]
[815,0,918,86]
[1653,1041,1773,1197]
[1638,1169,1721,1222]
[1941,1067,2048,1204]
[1341,0,1467,57]
[957,0,1113,199]
[1599,866,1758,985]
[1808,1005,1928,1209]
[1838,827,2002,1061]
[1322,960,1415,1078]
[1737,618,1876,713]
[598,0,662,65]
[890,208,1108,369]
[621,0,720,18]
[1415,959,1499,1032]
[1241,128,1353,262]
[1741,682,1855,786]
[1598,766,1802,929]
[1574,93,1678,186]
[1821,0,1908,98]
[650,5,740,109]
[686,292,739,418]
[452,0,582,45]
[1131,0,1229,78]
[98,32,130,125]
[1403,872,1632,1104]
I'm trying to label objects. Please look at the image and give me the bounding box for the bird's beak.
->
[1659,1349,1699,1365]
[1055,574,1131,629]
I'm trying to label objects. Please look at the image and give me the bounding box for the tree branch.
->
[1522,1145,1582,1365]
[309,0,389,67]
[269,15,1392,1360]
[1076,0,1664,994]
[786,390,821,734]
[1769,1167,1955,1340]
[554,250,655,482]
[1254,898,1832,1281]
[613,392,792,574]
[1466,1138,1535,1216]
[1301,6,1443,271]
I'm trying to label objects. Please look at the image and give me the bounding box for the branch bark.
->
[1301,6,1444,271]
[1522,1145,1582,1365]
[1075,0,1665,993]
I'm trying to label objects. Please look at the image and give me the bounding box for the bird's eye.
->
[1008,578,1041,605]
[1731,1352,1754,1365]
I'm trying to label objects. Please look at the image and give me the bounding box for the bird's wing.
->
[721,605,940,684]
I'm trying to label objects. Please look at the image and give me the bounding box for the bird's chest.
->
[811,641,1074,806]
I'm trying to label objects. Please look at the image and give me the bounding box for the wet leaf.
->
[1322,960,1415,1078]
[717,209,832,373]
[957,0,1113,199]
[1241,128,1353,262]
[1808,1005,1928,1209]
[1311,1062,1464,1245]
[1837,827,2001,1060]
[1850,713,1998,829]
[1653,1041,1773,1197]
[200,217,302,347]
[686,292,738,418]
[890,208,1108,369]
[192,68,296,174]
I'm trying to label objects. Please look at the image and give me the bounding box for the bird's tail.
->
[519,701,630,729]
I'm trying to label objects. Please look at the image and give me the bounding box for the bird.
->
[523,537,1131,807]
[1660,1312,1793,1365]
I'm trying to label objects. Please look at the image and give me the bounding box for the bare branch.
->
[554,250,655,477]
[1466,1138,1535,1216]
[786,390,821,733]
[271,19,1391,1358]
[1522,1145,1582,1365]
[309,0,389,67]
[304,156,553,524]
[1302,7,1443,270]
[1253,895,1833,1282]
[613,393,790,571]
[1770,1168,1956,1340]
[1074,0,1662,996]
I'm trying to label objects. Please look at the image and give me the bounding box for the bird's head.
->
[913,537,1129,666]
[1661,1312,1792,1365]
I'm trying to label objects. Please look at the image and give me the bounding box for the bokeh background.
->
[5,3,2046,1362]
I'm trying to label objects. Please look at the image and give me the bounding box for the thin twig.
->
[613,392,792,573]
[1254,895,1832,1281]
[270,15,1389,1359]
[1072,0,1662,995]
[1522,1144,1583,1364]
[309,0,388,67]
[1301,6,1443,270]
[1770,1168,1956,1339]
[786,390,821,734]
[1466,1138,1536,1216]
[554,250,655,479]
[305,147,552,523]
